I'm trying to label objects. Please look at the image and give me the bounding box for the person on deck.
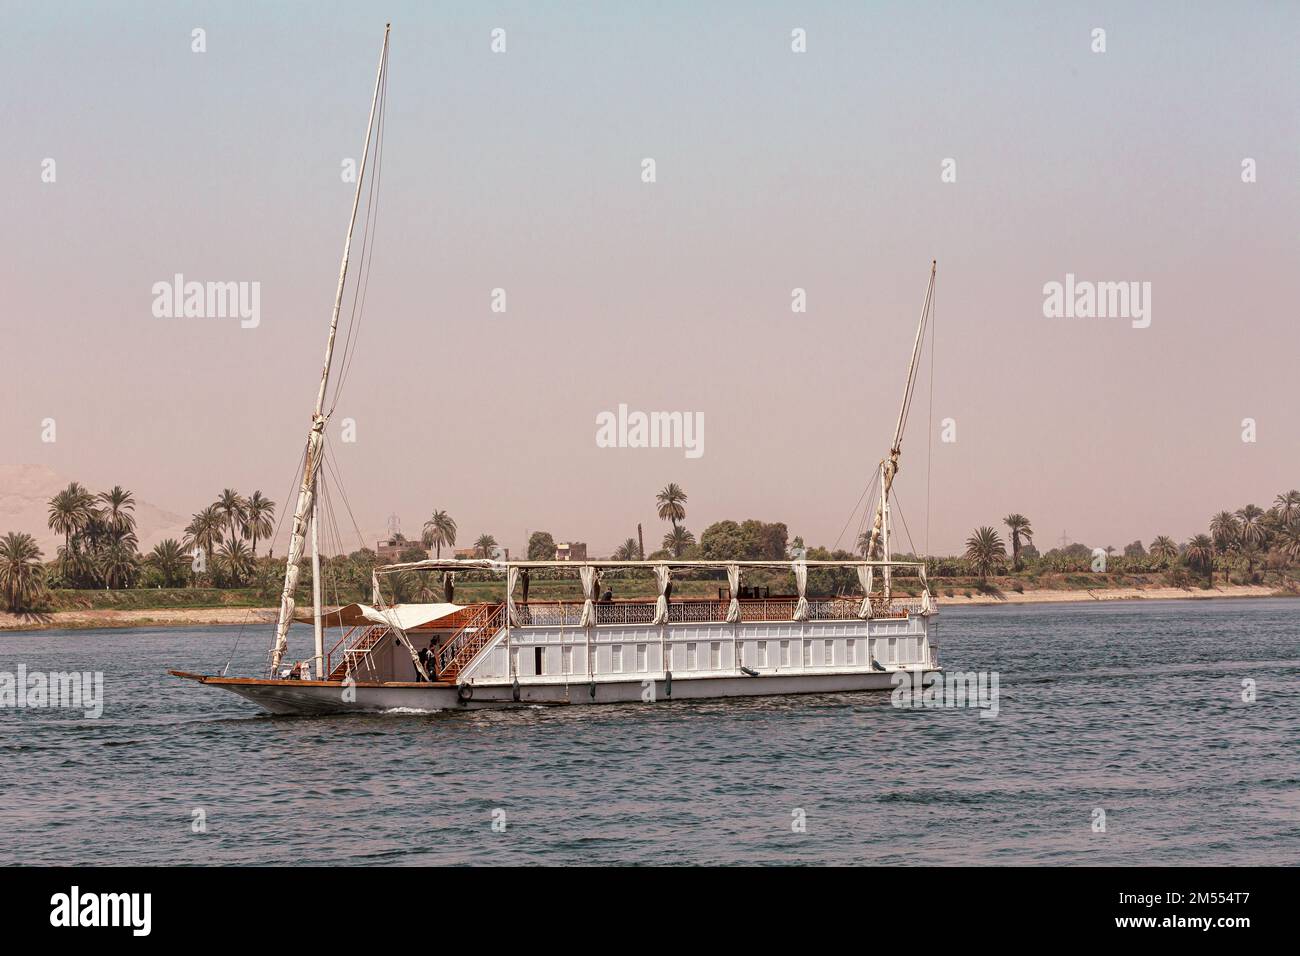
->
[416,640,436,682]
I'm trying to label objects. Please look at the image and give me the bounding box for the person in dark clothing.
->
[416,640,437,682]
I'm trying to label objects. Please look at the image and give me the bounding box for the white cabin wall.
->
[460,615,932,684]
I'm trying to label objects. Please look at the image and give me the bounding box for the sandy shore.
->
[936,584,1282,606]
[0,584,1290,632]
[0,607,279,632]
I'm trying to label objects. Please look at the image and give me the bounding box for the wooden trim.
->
[168,670,454,689]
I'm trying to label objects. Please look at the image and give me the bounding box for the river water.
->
[1,599,1296,865]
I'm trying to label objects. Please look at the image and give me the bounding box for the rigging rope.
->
[925,274,936,557]
[894,271,935,449]
[891,489,920,560]
[323,440,369,555]
[265,442,309,558]
[329,39,389,417]
[832,470,878,555]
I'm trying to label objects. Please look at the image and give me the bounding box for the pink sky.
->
[2,3,1297,557]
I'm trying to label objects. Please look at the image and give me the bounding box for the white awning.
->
[293,602,465,629]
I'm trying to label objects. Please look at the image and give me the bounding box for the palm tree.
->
[1235,504,1267,576]
[1149,535,1179,567]
[97,486,137,537]
[148,539,189,588]
[79,508,112,558]
[656,483,688,531]
[421,510,458,559]
[1277,522,1300,562]
[1003,514,1033,571]
[964,526,1006,581]
[1209,511,1240,583]
[856,529,872,558]
[47,482,96,555]
[1184,534,1215,587]
[662,525,695,558]
[184,505,224,567]
[216,538,255,586]
[612,538,640,560]
[244,491,276,557]
[474,534,498,559]
[55,544,95,588]
[215,489,248,550]
[1274,490,1300,527]
[0,532,46,612]
[97,540,139,590]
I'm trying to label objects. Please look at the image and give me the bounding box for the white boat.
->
[172,24,942,715]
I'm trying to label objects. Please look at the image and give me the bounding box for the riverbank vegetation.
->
[2,481,1298,612]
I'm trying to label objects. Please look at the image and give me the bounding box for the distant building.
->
[453,546,510,560]
[555,541,587,562]
[377,536,428,564]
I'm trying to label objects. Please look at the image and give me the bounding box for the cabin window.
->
[710,642,721,670]
[779,641,791,667]
[612,645,623,673]
[562,645,573,674]
[757,641,768,667]
[802,640,812,666]
[824,640,835,666]
[636,644,648,672]
[534,646,544,676]
[511,647,519,676]
[687,643,698,669]
[888,637,898,664]
[846,639,856,665]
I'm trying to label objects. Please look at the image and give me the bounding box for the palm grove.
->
[2,481,1299,613]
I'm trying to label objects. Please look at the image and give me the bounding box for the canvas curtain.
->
[507,565,519,626]
[653,564,671,625]
[920,567,935,616]
[579,565,597,627]
[857,564,874,619]
[792,561,810,621]
[726,564,741,624]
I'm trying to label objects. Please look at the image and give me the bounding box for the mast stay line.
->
[270,24,391,674]
[864,260,937,566]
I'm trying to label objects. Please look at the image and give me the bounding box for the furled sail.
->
[270,25,391,673]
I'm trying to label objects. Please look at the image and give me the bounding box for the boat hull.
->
[170,668,930,715]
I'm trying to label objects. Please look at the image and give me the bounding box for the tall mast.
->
[270,24,390,673]
[865,261,936,565]
[311,495,324,677]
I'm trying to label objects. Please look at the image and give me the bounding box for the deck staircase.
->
[327,625,391,681]
[435,603,506,682]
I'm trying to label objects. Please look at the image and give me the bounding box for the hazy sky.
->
[3,1,1298,558]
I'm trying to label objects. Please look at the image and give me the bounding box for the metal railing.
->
[325,624,390,680]
[436,603,506,677]
[511,597,920,627]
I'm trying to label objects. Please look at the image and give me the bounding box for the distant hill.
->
[0,464,190,559]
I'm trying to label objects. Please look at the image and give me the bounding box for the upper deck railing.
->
[368,557,934,630]
[510,597,919,628]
